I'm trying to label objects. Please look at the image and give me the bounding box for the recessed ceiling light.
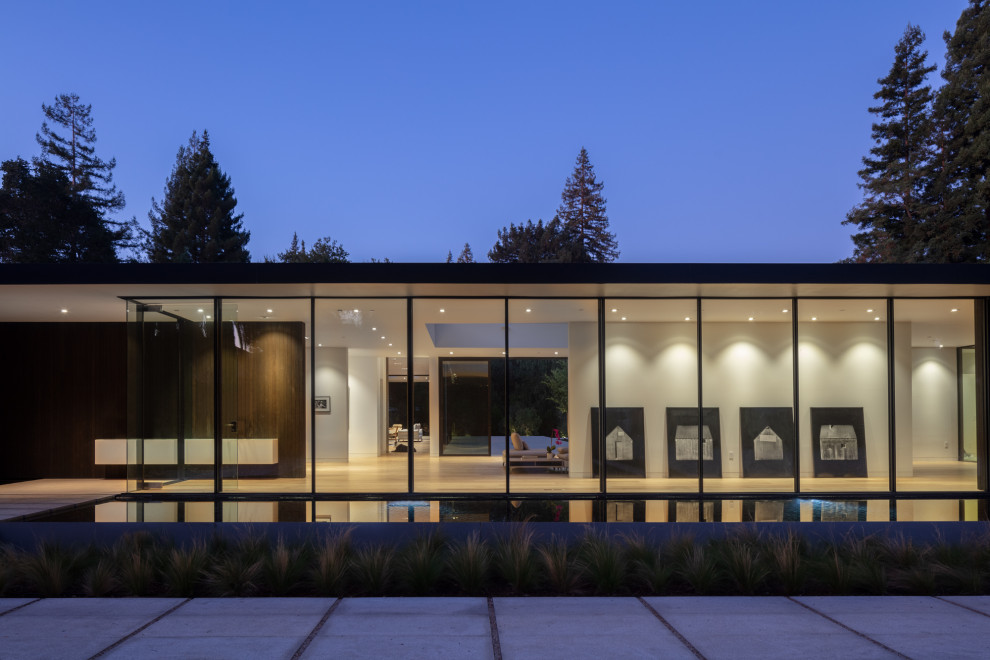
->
[317,343,322,347]
[621,317,627,321]
[353,309,359,313]
[397,351,401,355]
[60,308,68,314]
[811,317,817,321]
[197,308,204,313]
[381,336,385,340]
[206,315,212,319]
[867,309,873,313]
[267,309,273,314]
[875,316,880,321]
[502,351,506,355]
[439,308,445,313]
[748,317,754,321]
[449,351,454,355]
[525,308,531,313]
[939,344,944,348]
[951,308,958,313]
[388,343,392,347]
[554,351,559,355]
[685,316,691,321]
[611,308,618,313]
[782,309,788,313]
[372,327,376,331]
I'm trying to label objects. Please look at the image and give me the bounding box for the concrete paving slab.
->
[102,634,305,660]
[940,595,990,618]
[118,597,332,638]
[0,597,183,660]
[646,596,893,660]
[796,596,990,660]
[0,598,37,616]
[495,597,696,660]
[304,597,493,659]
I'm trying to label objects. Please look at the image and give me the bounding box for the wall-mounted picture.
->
[739,407,794,478]
[591,407,646,478]
[668,500,722,522]
[810,407,867,477]
[742,500,801,522]
[314,396,331,413]
[666,408,722,478]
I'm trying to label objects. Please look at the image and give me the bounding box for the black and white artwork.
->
[742,500,801,523]
[604,500,645,522]
[739,407,794,478]
[666,408,722,478]
[314,396,331,413]
[810,407,867,477]
[591,407,646,478]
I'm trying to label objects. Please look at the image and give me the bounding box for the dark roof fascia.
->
[0,262,988,287]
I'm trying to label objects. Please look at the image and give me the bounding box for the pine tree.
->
[445,250,453,263]
[36,93,124,213]
[928,1,990,262]
[274,232,307,262]
[145,131,250,263]
[307,236,349,263]
[843,25,936,263]
[555,148,618,263]
[0,158,119,263]
[488,217,586,263]
[456,242,474,263]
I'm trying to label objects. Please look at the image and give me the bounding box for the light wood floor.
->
[145,457,980,495]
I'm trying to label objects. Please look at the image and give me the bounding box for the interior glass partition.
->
[798,299,889,493]
[314,298,407,494]
[507,299,598,499]
[605,299,698,495]
[126,299,215,493]
[413,299,505,493]
[220,299,310,493]
[894,299,979,492]
[702,299,794,495]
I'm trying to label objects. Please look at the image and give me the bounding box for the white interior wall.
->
[429,358,440,456]
[348,355,385,458]
[701,323,792,478]
[911,347,958,460]
[314,347,349,461]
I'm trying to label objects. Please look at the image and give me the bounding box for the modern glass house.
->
[1,262,988,523]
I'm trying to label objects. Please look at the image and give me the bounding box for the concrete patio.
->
[1,595,988,659]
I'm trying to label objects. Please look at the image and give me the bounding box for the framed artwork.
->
[812,500,866,522]
[314,396,331,413]
[739,407,794,478]
[668,500,722,522]
[666,407,722,478]
[742,500,801,522]
[810,407,867,477]
[591,407,646,478]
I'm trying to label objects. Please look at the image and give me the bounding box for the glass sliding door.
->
[702,299,794,494]
[414,299,505,493]
[220,299,311,493]
[894,299,979,492]
[126,299,215,493]
[605,299,698,494]
[314,298,407,494]
[507,299,597,497]
[798,299,889,493]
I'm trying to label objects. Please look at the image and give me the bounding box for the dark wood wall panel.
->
[223,322,306,478]
[0,323,126,481]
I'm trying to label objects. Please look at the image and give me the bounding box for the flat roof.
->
[1,263,989,323]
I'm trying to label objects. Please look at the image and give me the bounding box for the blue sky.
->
[0,1,972,263]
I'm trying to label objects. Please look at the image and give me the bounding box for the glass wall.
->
[126,299,216,493]
[798,299,889,492]
[314,299,407,494]
[702,300,794,494]
[124,294,985,500]
[604,299,698,493]
[894,299,978,491]
[413,299,506,493]
[507,299,598,496]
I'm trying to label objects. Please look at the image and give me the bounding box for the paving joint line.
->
[487,597,502,660]
[787,597,911,660]
[0,598,41,618]
[934,595,990,619]
[290,597,341,660]
[88,597,191,659]
[637,597,706,660]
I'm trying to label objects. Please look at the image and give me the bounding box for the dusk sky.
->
[0,1,972,263]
